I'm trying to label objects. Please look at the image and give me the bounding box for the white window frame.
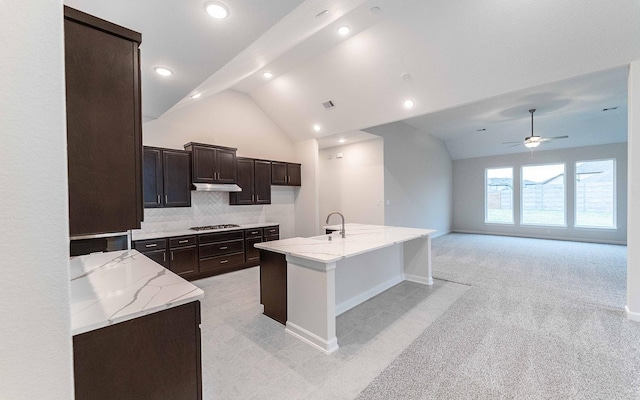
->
[520,162,567,227]
[485,167,514,225]
[574,158,617,229]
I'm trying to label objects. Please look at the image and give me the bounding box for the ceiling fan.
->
[503,109,568,148]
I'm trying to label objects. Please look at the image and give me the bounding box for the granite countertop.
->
[255,223,436,264]
[131,222,280,241]
[70,249,204,335]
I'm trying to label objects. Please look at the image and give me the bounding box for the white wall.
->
[1,2,73,398]
[138,187,296,239]
[627,61,640,319]
[453,143,628,244]
[294,139,320,237]
[319,139,384,227]
[365,122,453,237]
[143,89,296,162]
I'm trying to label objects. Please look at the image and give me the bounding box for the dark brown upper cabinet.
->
[271,162,302,186]
[184,142,237,184]
[143,147,191,208]
[230,158,272,205]
[64,6,143,236]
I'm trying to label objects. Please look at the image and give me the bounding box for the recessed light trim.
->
[313,124,321,132]
[263,71,273,79]
[154,66,173,77]
[191,93,202,99]
[337,26,351,36]
[205,1,230,19]
[403,99,415,109]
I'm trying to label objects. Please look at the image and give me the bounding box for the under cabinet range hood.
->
[192,183,242,192]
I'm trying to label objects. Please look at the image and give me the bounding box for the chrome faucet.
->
[325,212,346,238]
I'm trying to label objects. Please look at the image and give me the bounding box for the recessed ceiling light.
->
[403,99,415,109]
[191,93,202,99]
[263,71,273,79]
[205,1,229,19]
[313,124,321,132]
[154,66,173,77]
[337,26,351,36]
[339,138,346,144]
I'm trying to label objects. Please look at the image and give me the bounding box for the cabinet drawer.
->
[198,230,243,244]
[263,226,279,236]
[245,228,263,238]
[264,234,279,242]
[134,238,167,252]
[199,239,244,258]
[169,235,197,248]
[200,253,245,273]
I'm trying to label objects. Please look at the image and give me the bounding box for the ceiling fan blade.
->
[539,135,569,142]
[502,141,522,145]
[508,143,522,148]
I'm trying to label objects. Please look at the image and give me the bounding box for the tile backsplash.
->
[137,187,295,238]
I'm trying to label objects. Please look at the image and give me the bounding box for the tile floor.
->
[193,267,469,400]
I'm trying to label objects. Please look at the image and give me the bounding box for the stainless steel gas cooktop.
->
[189,224,240,231]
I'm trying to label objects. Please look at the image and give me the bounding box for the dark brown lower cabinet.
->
[259,250,287,325]
[73,301,202,400]
[169,236,198,277]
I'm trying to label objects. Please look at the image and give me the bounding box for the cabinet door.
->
[254,160,272,204]
[229,158,254,205]
[170,246,198,277]
[163,150,191,207]
[142,249,168,268]
[216,148,237,183]
[287,163,302,186]
[142,148,163,208]
[65,10,142,235]
[271,162,288,185]
[245,237,262,266]
[192,146,216,183]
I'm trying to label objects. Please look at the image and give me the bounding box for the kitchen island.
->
[255,223,435,353]
[70,249,204,400]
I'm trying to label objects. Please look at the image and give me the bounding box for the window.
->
[521,163,565,226]
[485,167,513,224]
[575,159,616,228]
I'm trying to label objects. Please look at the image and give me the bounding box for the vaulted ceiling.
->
[63,0,640,159]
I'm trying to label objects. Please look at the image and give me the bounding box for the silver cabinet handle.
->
[165,195,168,204]
[157,195,161,204]
[256,195,259,201]
[163,253,166,262]
[178,240,189,244]
[145,243,157,248]
[220,246,228,250]
[171,251,174,261]
[251,231,258,235]
[220,260,228,264]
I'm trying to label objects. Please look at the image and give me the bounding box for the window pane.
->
[522,163,565,225]
[575,159,615,228]
[486,167,513,224]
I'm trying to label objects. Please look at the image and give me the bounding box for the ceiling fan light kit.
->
[502,108,568,149]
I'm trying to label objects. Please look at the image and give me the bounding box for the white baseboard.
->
[285,321,338,354]
[451,229,626,246]
[626,306,640,322]
[430,230,450,239]
[335,275,404,316]
[405,273,433,285]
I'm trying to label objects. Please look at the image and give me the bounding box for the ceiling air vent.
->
[322,100,335,109]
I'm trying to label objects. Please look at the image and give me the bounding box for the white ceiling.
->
[62,0,640,159]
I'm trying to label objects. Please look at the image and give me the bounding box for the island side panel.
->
[403,236,433,285]
[259,249,287,324]
[335,244,404,315]
[73,301,202,400]
[285,257,338,354]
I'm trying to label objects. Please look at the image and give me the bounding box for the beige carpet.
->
[357,233,639,399]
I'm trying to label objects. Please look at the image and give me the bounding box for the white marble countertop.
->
[70,249,204,335]
[131,222,279,241]
[255,223,436,264]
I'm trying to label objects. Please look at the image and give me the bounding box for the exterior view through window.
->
[575,159,615,228]
[522,163,565,226]
[486,167,513,224]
